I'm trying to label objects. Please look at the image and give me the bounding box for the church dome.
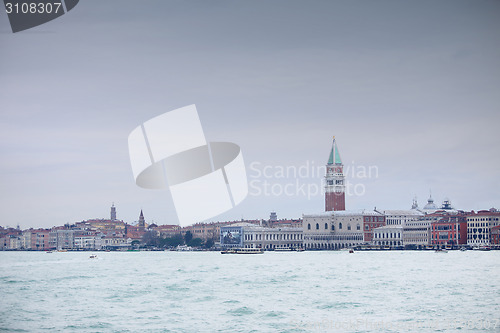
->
[423,195,437,210]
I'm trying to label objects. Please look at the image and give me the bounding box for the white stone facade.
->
[467,211,500,246]
[383,209,424,226]
[303,210,382,249]
[220,223,303,249]
[402,220,431,247]
[372,225,403,247]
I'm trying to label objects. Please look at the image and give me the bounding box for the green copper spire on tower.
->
[327,136,342,165]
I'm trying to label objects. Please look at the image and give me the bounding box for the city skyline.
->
[1,1,500,229]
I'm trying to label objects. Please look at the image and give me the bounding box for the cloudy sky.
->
[1,0,499,229]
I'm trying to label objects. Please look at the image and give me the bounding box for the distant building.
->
[99,235,131,250]
[422,194,438,212]
[422,194,458,214]
[152,224,182,238]
[430,213,467,247]
[363,211,386,243]
[266,218,302,228]
[33,229,50,251]
[491,225,500,246]
[383,209,424,226]
[49,229,75,250]
[110,203,117,221]
[325,137,345,211]
[303,210,384,249]
[74,230,98,250]
[183,222,219,242]
[402,210,464,248]
[403,220,432,248]
[372,225,403,247]
[220,223,302,250]
[84,219,126,232]
[138,210,146,230]
[467,210,500,246]
[269,212,277,223]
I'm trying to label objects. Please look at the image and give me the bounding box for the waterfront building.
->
[21,230,32,250]
[430,213,467,247]
[402,220,431,248]
[152,224,182,238]
[98,235,132,250]
[18,228,50,250]
[183,222,221,242]
[33,229,50,251]
[491,225,500,246]
[467,210,500,246]
[325,137,345,211]
[49,229,75,250]
[372,225,403,247]
[303,210,383,249]
[402,210,462,248]
[383,207,424,226]
[74,230,98,250]
[363,211,386,243]
[0,236,7,250]
[266,218,302,228]
[220,223,303,250]
[8,236,21,250]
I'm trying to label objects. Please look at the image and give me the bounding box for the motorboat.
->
[221,248,264,254]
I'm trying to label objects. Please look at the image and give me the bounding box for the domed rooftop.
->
[423,194,437,210]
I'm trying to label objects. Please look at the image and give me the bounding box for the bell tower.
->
[138,210,146,229]
[110,203,117,221]
[325,136,345,211]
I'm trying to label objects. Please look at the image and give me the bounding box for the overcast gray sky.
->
[1,0,499,229]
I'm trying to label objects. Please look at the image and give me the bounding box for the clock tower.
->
[325,136,345,211]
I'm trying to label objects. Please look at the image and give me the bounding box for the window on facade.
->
[308,223,311,230]
[316,223,319,230]
[331,225,335,230]
[325,223,328,230]
[357,224,360,230]
[348,224,351,230]
[339,223,343,229]
[365,225,369,230]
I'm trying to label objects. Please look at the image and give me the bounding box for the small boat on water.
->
[221,248,264,254]
[460,247,467,252]
[89,254,98,259]
[274,247,293,252]
[349,249,354,253]
[176,245,193,252]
